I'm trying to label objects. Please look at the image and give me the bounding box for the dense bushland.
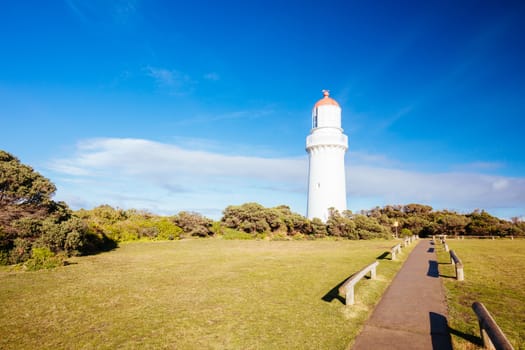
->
[360,204,525,238]
[76,202,524,245]
[1,149,524,267]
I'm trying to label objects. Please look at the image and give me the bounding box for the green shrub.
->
[113,222,139,241]
[65,230,83,256]
[270,232,290,241]
[0,250,9,265]
[222,228,254,240]
[9,238,32,264]
[61,217,87,254]
[400,228,412,237]
[152,218,182,240]
[173,211,213,237]
[310,218,328,237]
[24,247,63,271]
[12,218,42,238]
[38,219,66,252]
[139,226,159,239]
[210,221,224,236]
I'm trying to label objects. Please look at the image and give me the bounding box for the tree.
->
[435,211,469,237]
[466,210,498,236]
[353,214,390,240]
[402,215,431,237]
[403,203,433,216]
[326,208,357,239]
[310,218,327,237]
[280,207,310,235]
[221,203,273,235]
[0,151,114,265]
[1,151,63,263]
[0,151,57,242]
[173,211,213,237]
[221,203,314,237]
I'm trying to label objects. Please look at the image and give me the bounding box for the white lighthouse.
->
[306,90,348,221]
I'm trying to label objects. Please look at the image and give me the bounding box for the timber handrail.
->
[338,261,379,305]
[449,250,464,281]
[391,243,401,260]
[472,302,514,350]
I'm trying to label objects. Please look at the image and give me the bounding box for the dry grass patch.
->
[0,239,413,349]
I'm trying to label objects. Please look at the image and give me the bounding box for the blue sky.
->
[1,0,525,219]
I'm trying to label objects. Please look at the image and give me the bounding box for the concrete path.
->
[351,239,452,350]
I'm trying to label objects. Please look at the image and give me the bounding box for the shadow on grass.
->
[322,273,371,304]
[447,326,482,346]
[322,277,346,304]
[430,258,456,278]
[376,251,390,260]
[436,261,457,279]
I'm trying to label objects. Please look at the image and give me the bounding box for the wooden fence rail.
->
[472,302,514,350]
[338,261,379,306]
[449,250,464,281]
[391,243,401,260]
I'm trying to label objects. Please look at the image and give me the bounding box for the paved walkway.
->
[352,239,452,350]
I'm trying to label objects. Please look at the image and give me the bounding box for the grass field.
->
[0,239,413,349]
[437,239,525,350]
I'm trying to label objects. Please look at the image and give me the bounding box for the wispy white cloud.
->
[203,72,220,81]
[144,66,194,94]
[346,150,524,213]
[50,138,303,182]
[145,67,175,86]
[347,165,525,210]
[47,138,525,218]
[47,138,305,215]
[168,136,279,158]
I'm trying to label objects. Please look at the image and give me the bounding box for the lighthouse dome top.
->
[313,90,340,109]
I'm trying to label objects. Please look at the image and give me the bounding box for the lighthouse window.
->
[316,182,320,189]
[313,114,318,128]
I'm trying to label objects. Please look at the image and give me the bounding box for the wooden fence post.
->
[345,287,355,306]
[339,261,379,306]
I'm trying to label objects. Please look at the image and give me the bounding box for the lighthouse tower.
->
[306,90,348,221]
